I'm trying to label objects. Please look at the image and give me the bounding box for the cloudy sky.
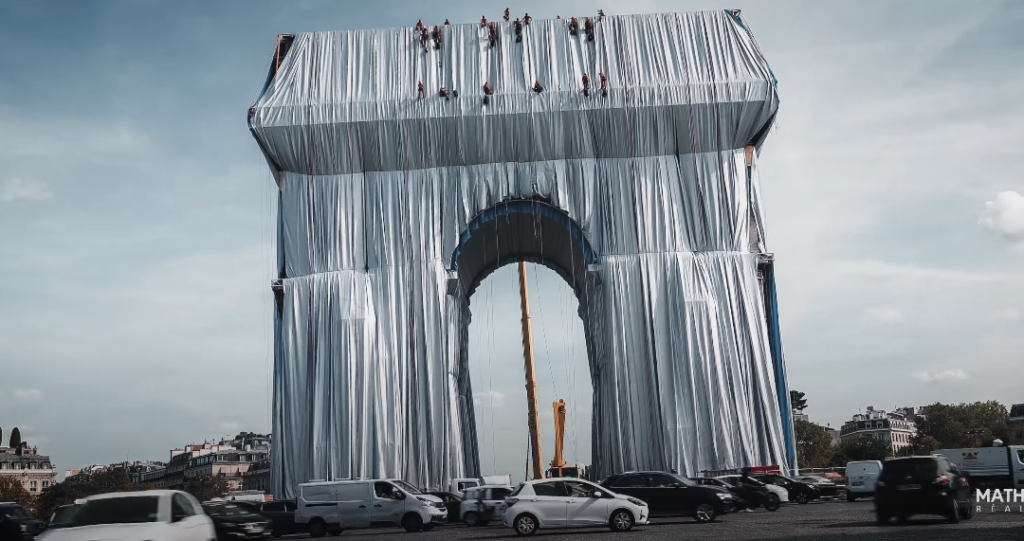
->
[1,0,1022,481]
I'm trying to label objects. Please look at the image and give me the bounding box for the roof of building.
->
[1009,403,1024,418]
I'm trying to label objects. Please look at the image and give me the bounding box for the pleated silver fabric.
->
[251,10,791,498]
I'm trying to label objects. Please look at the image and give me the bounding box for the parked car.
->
[35,490,216,541]
[845,460,882,501]
[753,473,821,504]
[296,478,447,535]
[794,476,843,499]
[424,491,463,522]
[235,500,306,537]
[47,504,83,529]
[0,502,46,540]
[875,455,974,524]
[599,471,737,522]
[460,485,513,525]
[202,501,272,540]
[502,478,648,536]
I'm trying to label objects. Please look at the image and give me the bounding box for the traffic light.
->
[790,390,807,413]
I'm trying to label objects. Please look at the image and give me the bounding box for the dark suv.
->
[599,471,738,523]
[754,473,821,504]
[875,456,974,524]
[0,502,46,539]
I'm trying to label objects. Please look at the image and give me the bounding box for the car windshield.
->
[203,504,261,518]
[1,506,31,519]
[51,505,82,523]
[70,496,161,526]
[391,480,422,495]
[881,458,939,481]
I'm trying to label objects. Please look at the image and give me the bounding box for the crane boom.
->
[517,261,544,480]
[551,399,567,470]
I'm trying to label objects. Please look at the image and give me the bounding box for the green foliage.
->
[912,401,1008,450]
[183,474,228,502]
[790,390,807,413]
[0,476,35,510]
[36,469,138,521]
[9,427,21,448]
[794,419,834,468]
[830,436,891,466]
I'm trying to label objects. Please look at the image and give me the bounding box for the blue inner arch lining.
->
[448,200,598,272]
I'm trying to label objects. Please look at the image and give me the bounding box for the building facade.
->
[840,406,919,454]
[243,457,270,493]
[0,443,57,495]
[1008,404,1024,445]
[126,432,272,494]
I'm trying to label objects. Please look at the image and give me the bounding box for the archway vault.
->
[252,10,794,499]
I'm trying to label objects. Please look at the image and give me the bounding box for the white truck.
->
[296,478,447,535]
[932,445,1024,490]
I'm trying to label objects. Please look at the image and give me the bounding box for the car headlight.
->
[20,524,28,531]
[626,498,646,507]
[716,493,732,500]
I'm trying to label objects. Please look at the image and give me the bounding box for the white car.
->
[502,478,648,536]
[715,475,790,503]
[36,490,215,541]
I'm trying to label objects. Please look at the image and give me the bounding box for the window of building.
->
[42,481,49,488]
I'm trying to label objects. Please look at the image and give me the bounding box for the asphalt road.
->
[289,499,1024,540]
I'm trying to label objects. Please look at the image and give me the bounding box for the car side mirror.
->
[593,491,603,498]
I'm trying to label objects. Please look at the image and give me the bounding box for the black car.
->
[235,500,306,537]
[202,502,273,540]
[48,504,83,529]
[600,471,738,523]
[755,473,821,504]
[875,455,974,524]
[0,503,46,540]
[425,491,463,523]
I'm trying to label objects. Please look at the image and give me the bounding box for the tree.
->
[913,401,1008,449]
[794,419,834,468]
[183,474,228,502]
[0,476,34,509]
[830,436,891,466]
[36,469,138,521]
[9,427,21,448]
[790,390,807,414]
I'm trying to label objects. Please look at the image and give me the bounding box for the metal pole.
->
[518,261,544,480]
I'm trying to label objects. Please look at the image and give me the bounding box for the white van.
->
[296,479,447,536]
[845,460,882,501]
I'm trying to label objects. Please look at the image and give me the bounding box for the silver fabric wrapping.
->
[252,10,790,498]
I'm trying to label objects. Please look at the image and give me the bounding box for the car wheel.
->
[846,493,856,502]
[309,519,327,538]
[609,509,634,532]
[514,514,538,536]
[962,498,975,520]
[947,497,960,524]
[464,511,479,526]
[402,513,425,532]
[694,503,716,523]
[763,493,781,512]
[796,492,810,505]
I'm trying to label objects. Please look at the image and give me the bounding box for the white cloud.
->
[863,307,906,324]
[12,389,44,402]
[473,390,505,408]
[980,191,1024,243]
[0,178,53,202]
[914,369,970,383]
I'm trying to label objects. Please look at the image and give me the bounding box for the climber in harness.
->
[514,18,523,42]
[581,74,590,96]
[524,13,532,25]
[504,8,510,21]
[444,19,450,25]
[432,26,442,50]
[598,9,605,20]
[415,20,424,31]
[420,26,430,52]
[584,18,595,41]
[417,81,425,99]
[488,22,499,48]
[439,86,450,100]
[569,17,579,35]
[533,80,544,93]
[481,16,487,27]
[483,82,493,105]
[599,72,608,97]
